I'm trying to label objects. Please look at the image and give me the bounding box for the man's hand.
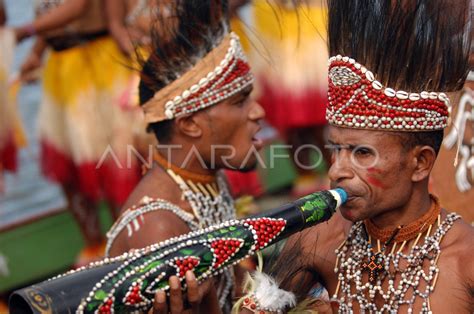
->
[109,24,149,57]
[109,25,134,57]
[20,51,42,83]
[149,271,212,314]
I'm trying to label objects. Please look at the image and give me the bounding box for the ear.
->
[411,146,437,182]
[174,114,203,139]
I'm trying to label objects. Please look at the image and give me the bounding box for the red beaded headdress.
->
[142,32,253,123]
[326,55,451,131]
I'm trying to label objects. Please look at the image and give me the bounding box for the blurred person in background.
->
[14,0,144,266]
[0,0,26,194]
[249,0,330,197]
[106,0,156,57]
[104,0,159,158]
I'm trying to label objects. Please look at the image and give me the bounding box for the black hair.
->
[398,129,444,155]
[139,62,174,143]
[138,0,230,143]
[327,0,471,92]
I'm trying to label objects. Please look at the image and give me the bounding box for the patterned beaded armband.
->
[237,272,296,314]
[242,294,283,314]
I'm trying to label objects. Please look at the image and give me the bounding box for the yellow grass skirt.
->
[248,1,329,129]
[0,28,25,172]
[39,36,152,205]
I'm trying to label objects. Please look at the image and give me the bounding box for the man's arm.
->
[108,210,192,256]
[15,0,91,42]
[104,0,134,56]
[109,210,221,313]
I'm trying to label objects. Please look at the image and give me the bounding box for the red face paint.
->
[366,167,386,189]
[367,176,385,189]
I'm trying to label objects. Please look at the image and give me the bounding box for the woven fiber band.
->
[142,32,253,123]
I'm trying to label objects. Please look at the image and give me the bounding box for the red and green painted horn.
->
[9,188,347,314]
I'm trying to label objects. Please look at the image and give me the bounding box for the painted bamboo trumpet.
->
[9,188,347,314]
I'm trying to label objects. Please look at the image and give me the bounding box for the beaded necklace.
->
[155,153,236,310]
[106,152,236,311]
[153,151,235,229]
[332,196,460,313]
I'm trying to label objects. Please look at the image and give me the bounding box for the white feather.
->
[455,146,471,192]
[253,272,296,310]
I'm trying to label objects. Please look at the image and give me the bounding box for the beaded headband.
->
[142,32,254,123]
[326,55,451,131]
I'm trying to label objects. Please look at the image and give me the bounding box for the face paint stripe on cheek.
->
[366,167,386,189]
[366,176,386,189]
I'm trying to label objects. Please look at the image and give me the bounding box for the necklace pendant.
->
[362,252,384,282]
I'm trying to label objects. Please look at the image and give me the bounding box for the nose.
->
[328,149,355,183]
[248,100,265,121]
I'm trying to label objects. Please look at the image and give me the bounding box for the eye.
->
[231,89,252,108]
[351,145,379,168]
[354,146,373,156]
[234,99,246,108]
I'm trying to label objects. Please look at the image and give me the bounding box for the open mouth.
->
[251,136,264,149]
[251,127,264,149]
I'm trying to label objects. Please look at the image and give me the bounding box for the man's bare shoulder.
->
[441,213,473,256]
[109,202,192,257]
[442,215,474,276]
[119,167,181,215]
[432,213,474,313]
